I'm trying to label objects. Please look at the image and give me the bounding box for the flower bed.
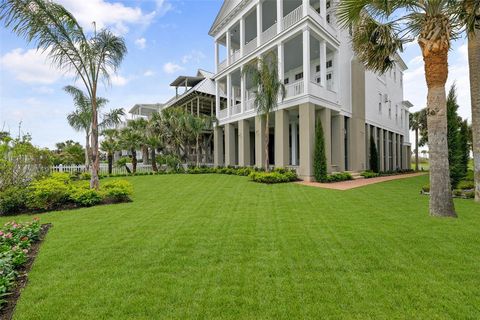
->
[0,219,49,317]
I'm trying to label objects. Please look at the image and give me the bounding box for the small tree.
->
[459,120,471,179]
[314,119,327,182]
[369,135,379,173]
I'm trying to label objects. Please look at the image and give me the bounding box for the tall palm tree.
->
[242,53,285,170]
[119,126,141,174]
[100,129,119,175]
[457,0,480,202]
[146,114,165,173]
[337,0,458,217]
[64,86,123,170]
[128,118,149,164]
[187,114,208,167]
[410,111,422,171]
[0,0,127,189]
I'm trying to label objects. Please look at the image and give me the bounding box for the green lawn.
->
[5,174,480,319]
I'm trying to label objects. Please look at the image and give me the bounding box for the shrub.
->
[27,174,71,211]
[101,180,133,202]
[69,188,102,207]
[361,171,379,179]
[313,119,327,182]
[453,189,463,197]
[249,170,297,184]
[457,180,474,190]
[422,185,430,193]
[464,191,475,199]
[0,187,28,216]
[325,173,353,183]
[369,135,380,173]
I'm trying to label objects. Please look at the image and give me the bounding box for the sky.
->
[0,0,472,149]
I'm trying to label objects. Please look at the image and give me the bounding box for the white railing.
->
[261,23,277,45]
[327,80,334,91]
[230,50,241,64]
[244,38,257,56]
[218,108,228,119]
[218,59,227,72]
[282,5,303,31]
[285,81,304,98]
[232,103,242,115]
[245,98,255,111]
[51,163,153,175]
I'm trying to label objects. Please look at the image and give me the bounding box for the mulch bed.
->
[0,224,52,320]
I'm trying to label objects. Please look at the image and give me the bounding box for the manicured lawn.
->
[4,174,480,319]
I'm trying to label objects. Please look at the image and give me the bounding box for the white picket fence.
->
[51,163,153,175]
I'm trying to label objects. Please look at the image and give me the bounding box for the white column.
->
[277,43,284,86]
[240,69,246,113]
[227,74,232,117]
[302,0,309,16]
[302,27,310,94]
[333,50,339,92]
[320,40,327,87]
[240,17,245,56]
[226,31,231,65]
[276,0,283,33]
[215,81,220,117]
[256,2,262,47]
[291,121,298,166]
[197,97,200,116]
[320,0,326,18]
[214,41,219,74]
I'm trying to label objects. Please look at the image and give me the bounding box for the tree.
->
[53,140,85,165]
[243,53,285,170]
[369,135,379,173]
[1,0,127,189]
[409,111,424,171]
[446,84,464,187]
[337,0,458,217]
[314,119,327,182]
[128,118,149,164]
[118,126,141,174]
[100,129,119,175]
[187,114,208,167]
[146,114,165,173]
[457,0,480,201]
[64,86,123,170]
[459,120,471,180]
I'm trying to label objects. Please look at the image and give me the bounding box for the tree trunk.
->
[85,133,90,171]
[264,113,269,171]
[468,29,480,202]
[107,153,113,175]
[151,148,158,172]
[90,90,100,190]
[142,146,149,164]
[131,149,137,174]
[415,128,419,171]
[423,47,456,217]
[196,135,200,167]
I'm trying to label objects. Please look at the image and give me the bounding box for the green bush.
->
[464,191,475,199]
[457,180,474,190]
[313,119,327,182]
[0,187,28,215]
[27,173,71,211]
[453,189,463,197]
[325,173,353,183]
[361,171,380,179]
[422,185,430,193]
[465,170,474,181]
[69,188,102,207]
[249,170,297,184]
[101,180,133,202]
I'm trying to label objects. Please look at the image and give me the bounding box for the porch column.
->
[320,0,326,18]
[226,30,231,65]
[303,27,310,94]
[214,126,224,167]
[276,0,283,33]
[331,114,345,172]
[373,126,378,169]
[398,136,402,169]
[392,133,397,170]
[227,74,232,117]
[210,99,214,117]
[379,129,385,172]
[240,17,245,56]
[299,103,315,181]
[366,124,371,170]
[302,0,309,16]
[320,40,327,87]
[255,115,266,168]
[197,97,200,116]
[319,107,332,173]
[278,43,284,85]
[238,119,250,167]
[214,41,219,74]
[215,81,220,117]
[275,109,289,168]
[256,2,262,47]
[240,69,246,113]
[291,121,298,166]
[224,123,235,166]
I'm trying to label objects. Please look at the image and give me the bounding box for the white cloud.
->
[155,0,173,16]
[33,86,55,94]
[135,38,147,49]
[110,74,129,86]
[143,70,155,77]
[181,50,206,64]
[55,0,159,35]
[163,62,184,74]
[0,48,69,84]
[408,55,423,66]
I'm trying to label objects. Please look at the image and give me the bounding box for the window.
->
[284,78,289,85]
[326,14,330,24]
[326,1,331,9]
[378,93,382,114]
[326,73,332,80]
[295,72,303,81]
[326,60,333,68]
[316,65,320,73]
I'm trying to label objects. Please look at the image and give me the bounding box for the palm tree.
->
[100,129,119,175]
[242,53,285,170]
[0,0,127,189]
[187,115,208,167]
[128,118,149,164]
[119,126,141,174]
[337,0,457,217]
[456,0,479,202]
[146,114,165,173]
[410,111,422,171]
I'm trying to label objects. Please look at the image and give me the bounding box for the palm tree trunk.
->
[415,128,419,171]
[468,29,480,202]
[85,133,90,171]
[423,48,456,217]
[196,135,200,167]
[264,113,269,171]
[151,148,158,172]
[131,149,137,174]
[107,153,113,175]
[90,91,100,190]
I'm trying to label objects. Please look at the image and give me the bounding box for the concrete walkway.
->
[296,172,427,191]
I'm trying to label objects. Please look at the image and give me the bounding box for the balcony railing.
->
[244,38,257,56]
[230,50,241,64]
[261,23,277,45]
[218,59,227,72]
[245,98,255,112]
[218,108,228,119]
[232,103,242,115]
[285,81,304,98]
[282,5,303,31]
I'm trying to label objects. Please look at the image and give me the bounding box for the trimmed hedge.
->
[249,169,298,184]
[325,173,353,183]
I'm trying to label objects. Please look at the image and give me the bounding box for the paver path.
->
[296,172,427,190]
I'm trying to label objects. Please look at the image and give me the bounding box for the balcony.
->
[244,38,257,56]
[282,5,303,31]
[261,23,277,45]
[218,59,227,72]
[218,108,228,119]
[285,81,304,99]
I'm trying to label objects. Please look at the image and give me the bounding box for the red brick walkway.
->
[296,172,427,190]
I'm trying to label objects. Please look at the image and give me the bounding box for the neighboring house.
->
[209,0,412,181]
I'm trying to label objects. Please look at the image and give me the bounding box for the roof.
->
[209,0,248,37]
[128,103,164,115]
[170,76,204,87]
[402,100,414,108]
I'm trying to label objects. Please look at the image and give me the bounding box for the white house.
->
[209,0,412,180]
